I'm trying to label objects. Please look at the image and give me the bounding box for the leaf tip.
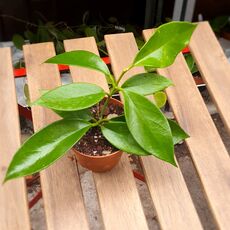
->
[2,173,11,184]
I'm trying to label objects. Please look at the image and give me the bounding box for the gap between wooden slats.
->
[0,47,31,230]
[23,43,89,230]
[105,32,203,230]
[64,37,149,230]
[189,21,230,134]
[144,28,230,229]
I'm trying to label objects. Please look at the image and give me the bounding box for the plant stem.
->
[116,65,133,85]
[97,65,133,122]
[99,95,111,118]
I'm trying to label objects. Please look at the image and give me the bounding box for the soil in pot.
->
[73,97,123,172]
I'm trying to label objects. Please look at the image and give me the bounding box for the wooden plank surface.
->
[189,21,230,134]
[0,48,31,230]
[105,33,202,230]
[64,37,149,230]
[144,28,230,229]
[23,43,89,230]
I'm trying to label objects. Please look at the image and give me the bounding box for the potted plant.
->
[4,21,197,182]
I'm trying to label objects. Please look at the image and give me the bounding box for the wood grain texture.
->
[0,48,30,230]
[189,21,230,134]
[23,43,89,230]
[64,37,149,230]
[105,33,203,230]
[144,28,230,229]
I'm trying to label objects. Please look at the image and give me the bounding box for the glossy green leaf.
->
[168,119,189,145]
[110,115,126,122]
[4,119,91,182]
[53,109,92,120]
[12,34,25,50]
[122,90,176,166]
[154,91,167,108]
[133,22,197,68]
[121,73,172,95]
[101,121,150,156]
[33,83,105,111]
[45,50,110,76]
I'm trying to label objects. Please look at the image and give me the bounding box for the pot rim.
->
[72,147,122,159]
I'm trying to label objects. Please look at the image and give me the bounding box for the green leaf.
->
[144,66,156,73]
[33,83,105,111]
[24,83,31,106]
[122,90,176,166]
[84,26,99,41]
[185,54,198,74]
[45,50,111,76]
[53,109,92,121]
[110,115,126,122]
[168,119,189,145]
[133,22,197,68]
[37,27,52,42]
[185,54,194,71]
[12,34,25,50]
[4,119,91,182]
[191,64,198,75]
[24,30,38,43]
[210,16,229,33]
[101,121,150,156]
[154,91,167,108]
[121,73,172,95]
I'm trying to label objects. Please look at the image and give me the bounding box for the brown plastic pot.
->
[72,97,123,172]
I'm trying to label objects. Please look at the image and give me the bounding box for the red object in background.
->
[29,191,42,209]
[13,57,110,78]
[18,105,32,121]
[182,47,190,54]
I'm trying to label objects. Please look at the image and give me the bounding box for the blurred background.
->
[0,0,229,40]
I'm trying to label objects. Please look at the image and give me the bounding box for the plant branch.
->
[116,65,133,85]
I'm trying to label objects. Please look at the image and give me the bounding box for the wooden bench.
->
[1,21,230,230]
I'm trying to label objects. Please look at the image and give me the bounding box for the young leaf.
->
[121,73,172,95]
[101,121,150,156]
[53,108,92,121]
[45,50,110,76]
[122,90,176,166]
[133,22,197,68]
[168,119,189,145]
[154,91,167,108]
[4,119,91,182]
[33,83,105,111]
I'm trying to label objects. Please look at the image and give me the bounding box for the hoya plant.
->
[4,22,197,182]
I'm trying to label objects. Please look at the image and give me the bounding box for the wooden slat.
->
[189,21,230,134]
[64,37,149,230]
[0,48,30,230]
[105,33,203,230]
[23,43,89,230]
[144,28,230,229]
